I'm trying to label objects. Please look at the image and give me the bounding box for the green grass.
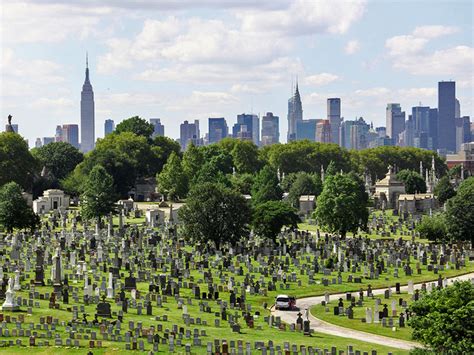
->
[311,292,415,341]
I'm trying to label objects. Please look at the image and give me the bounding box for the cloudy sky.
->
[1,0,473,146]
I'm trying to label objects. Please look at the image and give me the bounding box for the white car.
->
[275,294,294,310]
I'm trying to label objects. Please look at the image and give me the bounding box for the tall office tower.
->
[149,118,165,138]
[55,125,64,142]
[180,120,200,150]
[386,103,405,145]
[455,99,460,119]
[316,119,332,143]
[438,81,456,153]
[375,127,387,138]
[327,98,341,145]
[35,138,42,148]
[4,124,18,133]
[208,117,228,144]
[412,106,431,149]
[455,116,472,152]
[287,82,303,142]
[400,115,414,147]
[62,124,79,149]
[104,119,115,136]
[80,54,95,153]
[42,137,55,146]
[349,117,370,150]
[296,119,318,141]
[232,113,259,145]
[261,112,279,146]
[340,120,355,149]
[429,108,438,150]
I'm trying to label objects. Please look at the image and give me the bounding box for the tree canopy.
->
[156,152,188,201]
[445,177,474,242]
[408,281,474,354]
[179,183,251,249]
[114,116,154,138]
[415,214,447,242]
[396,169,427,194]
[251,165,282,205]
[0,182,38,233]
[314,173,368,237]
[31,141,83,181]
[252,201,300,241]
[0,132,38,190]
[80,165,116,222]
[433,176,456,205]
[287,172,322,207]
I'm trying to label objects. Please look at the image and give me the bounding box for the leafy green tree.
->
[80,165,116,222]
[445,177,474,241]
[408,281,474,354]
[415,214,448,241]
[397,169,427,194]
[251,165,282,205]
[287,172,322,207]
[114,116,154,138]
[0,132,39,190]
[252,201,300,241]
[78,132,155,197]
[231,140,261,174]
[433,176,456,205]
[280,172,299,192]
[192,161,231,188]
[31,142,83,181]
[314,173,368,237]
[182,143,205,180]
[179,183,251,249]
[156,152,188,201]
[0,182,39,232]
[150,136,182,174]
[230,173,254,195]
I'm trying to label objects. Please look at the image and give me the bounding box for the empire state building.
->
[80,54,95,153]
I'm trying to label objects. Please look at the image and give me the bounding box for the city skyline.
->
[1,0,473,146]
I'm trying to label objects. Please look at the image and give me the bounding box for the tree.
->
[251,165,282,205]
[445,177,474,241]
[397,169,427,194]
[314,173,368,237]
[433,176,456,205]
[0,182,38,232]
[287,172,322,207]
[31,142,83,181]
[80,165,116,222]
[156,152,188,201]
[114,116,154,138]
[230,173,254,195]
[182,143,205,180]
[0,132,39,190]
[231,140,261,174]
[78,132,155,197]
[408,281,474,354]
[151,136,182,174]
[252,201,300,241]
[415,214,447,241]
[179,183,251,249]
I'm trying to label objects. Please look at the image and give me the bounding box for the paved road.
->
[272,272,474,350]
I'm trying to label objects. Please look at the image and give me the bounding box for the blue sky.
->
[1,0,473,146]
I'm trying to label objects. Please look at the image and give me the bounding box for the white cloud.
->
[304,73,340,86]
[31,97,74,109]
[345,40,360,55]
[412,25,459,39]
[238,0,367,35]
[166,91,239,111]
[385,35,428,56]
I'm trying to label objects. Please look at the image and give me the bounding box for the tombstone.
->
[96,295,112,318]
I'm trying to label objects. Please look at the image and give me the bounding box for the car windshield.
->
[276,297,290,302]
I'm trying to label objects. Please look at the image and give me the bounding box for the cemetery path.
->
[273,272,474,350]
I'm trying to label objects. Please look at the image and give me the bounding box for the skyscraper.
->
[261,112,279,146]
[35,138,42,148]
[316,119,332,144]
[80,54,95,153]
[386,103,405,145]
[62,124,79,149]
[296,119,318,141]
[208,117,228,144]
[104,119,115,136]
[4,124,18,133]
[412,106,431,150]
[438,81,456,153]
[150,118,165,138]
[429,108,438,151]
[180,120,200,150]
[327,98,341,145]
[55,125,63,142]
[233,113,259,145]
[287,83,303,142]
